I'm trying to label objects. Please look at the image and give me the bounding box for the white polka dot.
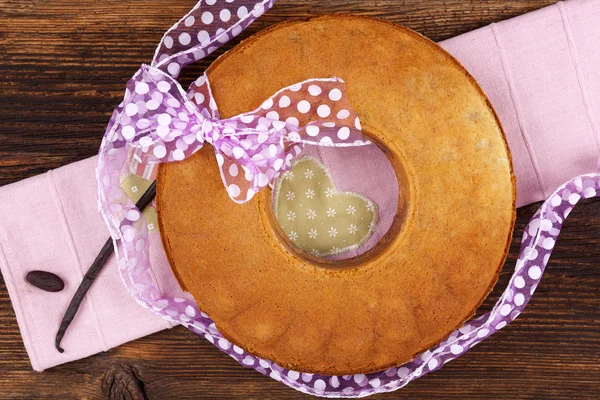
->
[353,374,366,385]
[496,321,507,330]
[125,103,138,116]
[286,117,299,127]
[528,265,542,280]
[232,146,245,159]
[240,115,254,124]
[157,81,171,93]
[232,25,243,37]
[242,356,254,365]
[355,117,362,130]
[261,98,274,109]
[216,153,224,167]
[527,218,540,236]
[135,82,149,94]
[551,195,562,207]
[229,163,238,177]
[524,247,538,260]
[290,83,302,92]
[158,113,172,126]
[185,305,196,317]
[179,32,191,45]
[155,124,168,137]
[329,376,340,388]
[337,126,350,140]
[278,95,291,108]
[476,328,489,338]
[266,110,279,120]
[122,125,136,140]
[336,109,350,119]
[320,136,333,146]
[308,84,322,96]
[297,100,311,114]
[568,193,581,205]
[183,16,195,27]
[397,367,409,378]
[126,210,140,221]
[313,379,326,392]
[257,173,269,187]
[172,149,185,161]
[268,144,277,157]
[306,125,320,137]
[450,344,463,354]
[514,293,525,306]
[237,6,248,18]
[269,371,281,380]
[167,62,180,76]
[500,304,512,316]
[329,88,342,101]
[197,30,210,44]
[369,378,381,388]
[287,370,300,380]
[122,227,135,242]
[138,135,152,146]
[542,237,555,250]
[427,359,439,370]
[252,3,265,17]
[272,120,286,130]
[317,104,331,118]
[146,99,159,110]
[218,338,230,350]
[564,207,573,218]
[227,184,241,198]
[153,145,167,158]
[163,36,173,49]
[205,0,216,4]
[540,219,553,231]
[201,11,214,24]
[220,9,231,22]
[514,276,525,288]
[167,98,180,108]
[584,187,596,198]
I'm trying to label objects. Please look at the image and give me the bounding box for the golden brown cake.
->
[157,15,516,375]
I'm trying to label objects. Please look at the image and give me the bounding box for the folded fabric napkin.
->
[0,0,598,372]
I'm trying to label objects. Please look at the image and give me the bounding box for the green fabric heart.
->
[273,157,377,257]
[120,174,159,234]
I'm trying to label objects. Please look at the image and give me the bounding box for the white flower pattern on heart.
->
[273,157,378,258]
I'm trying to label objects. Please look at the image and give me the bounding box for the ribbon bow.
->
[115,65,368,203]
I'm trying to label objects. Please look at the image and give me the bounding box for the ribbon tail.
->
[151,0,276,78]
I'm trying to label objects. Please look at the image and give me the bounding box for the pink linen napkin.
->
[0,0,598,372]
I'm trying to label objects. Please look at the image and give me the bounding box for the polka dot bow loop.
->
[188,76,370,202]
[117,64,370,203]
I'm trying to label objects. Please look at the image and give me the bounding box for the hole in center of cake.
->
[271,134,402,263]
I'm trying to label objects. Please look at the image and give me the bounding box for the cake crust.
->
[157,15,516,375]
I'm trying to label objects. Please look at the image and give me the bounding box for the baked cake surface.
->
[157,15,516,374]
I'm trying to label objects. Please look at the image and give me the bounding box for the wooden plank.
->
[1,0,598,398]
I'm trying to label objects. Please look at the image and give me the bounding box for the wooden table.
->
[1,0,598,398]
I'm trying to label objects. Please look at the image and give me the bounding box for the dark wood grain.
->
[1,0,598,399]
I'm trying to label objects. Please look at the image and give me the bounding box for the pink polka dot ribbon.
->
[96,1,600,397]
[118,65,367,203]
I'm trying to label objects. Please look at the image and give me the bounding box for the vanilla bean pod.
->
[55,180,156,353]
